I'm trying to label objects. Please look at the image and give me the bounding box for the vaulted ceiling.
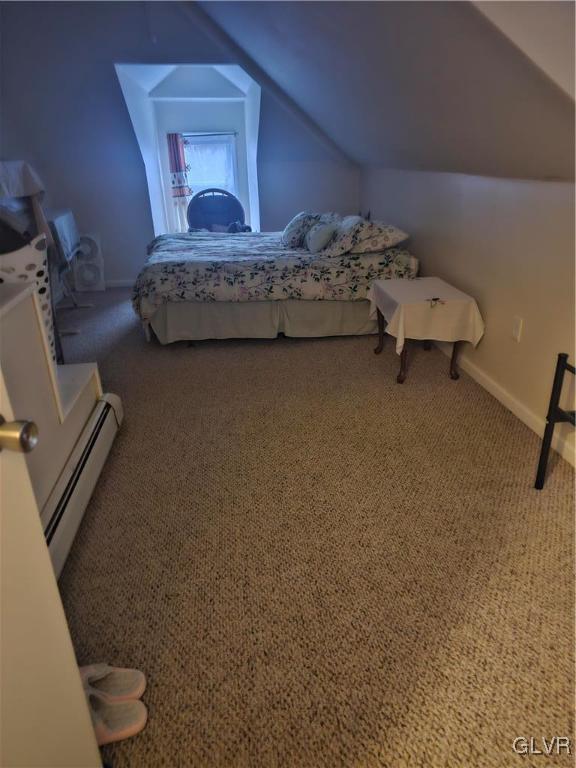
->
[474,1,574,97]
[150,65,245,99]
[197,1,574,180]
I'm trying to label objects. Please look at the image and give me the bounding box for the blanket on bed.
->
[133,232,418,321]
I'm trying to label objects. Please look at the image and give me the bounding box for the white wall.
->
[116,67,167,236]
[0,2,359,284]
[244,82,261,233]
[361,168,575,462]
[257,96,360,230]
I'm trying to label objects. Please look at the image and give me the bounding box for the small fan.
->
[73,234,105,291]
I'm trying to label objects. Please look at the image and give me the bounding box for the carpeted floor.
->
[58,291,574,768]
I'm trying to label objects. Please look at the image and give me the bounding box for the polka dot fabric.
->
[0,235,56,360]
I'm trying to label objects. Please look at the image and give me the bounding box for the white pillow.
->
[318,215,365,258]
[350,222,409,253]
[305,222,339,253]
[319,212,341,225]
[281,212,320,248]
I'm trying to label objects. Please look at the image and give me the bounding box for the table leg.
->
[397,345,408,383]
[374,308,385,355]
[450,341,460,380]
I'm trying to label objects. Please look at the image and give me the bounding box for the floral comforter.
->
[132,231,418,321]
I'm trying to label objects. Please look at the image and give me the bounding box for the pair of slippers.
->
[81,664,148,746]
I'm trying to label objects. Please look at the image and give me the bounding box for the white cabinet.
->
[0,283,122,576]
[0,284,104,765]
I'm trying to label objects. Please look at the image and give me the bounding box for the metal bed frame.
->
[534,352,575,489]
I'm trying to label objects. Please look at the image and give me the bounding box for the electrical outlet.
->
[512,315,523,342]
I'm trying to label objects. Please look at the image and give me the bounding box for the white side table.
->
[368,277,485,383]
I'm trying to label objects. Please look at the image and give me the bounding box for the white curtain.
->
[172,198,190,233]
[183,134,238,195]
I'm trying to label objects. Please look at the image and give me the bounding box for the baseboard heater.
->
[40,394,123,578]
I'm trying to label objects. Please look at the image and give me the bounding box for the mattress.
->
[133,231,418,322]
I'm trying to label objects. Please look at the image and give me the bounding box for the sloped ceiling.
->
[198,0,574,180]
[474,1,574,98]
[117,64,177,93]
[150,65,245,98]
[214,65,258,96]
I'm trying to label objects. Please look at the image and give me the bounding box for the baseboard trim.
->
[105,279,133,288]
[436,342,575,468]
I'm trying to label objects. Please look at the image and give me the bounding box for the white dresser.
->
[0,283,111,764]
[0,283,122,575]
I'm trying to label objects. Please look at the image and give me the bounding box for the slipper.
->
[80,664,146,702]
[88,690,148,746]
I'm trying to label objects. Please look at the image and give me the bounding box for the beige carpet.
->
[58,291,574,768]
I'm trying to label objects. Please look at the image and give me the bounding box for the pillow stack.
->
[282,211,409,258]
[281,211,408,257]
[321,217,408,258]
[281,212,320,248]
[305,221,340,253]
[281,211,342,249]
[349,223,409,253]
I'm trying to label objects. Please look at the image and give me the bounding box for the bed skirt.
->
[147,300,377,344]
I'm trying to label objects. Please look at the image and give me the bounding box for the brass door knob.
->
[0,417,39,453]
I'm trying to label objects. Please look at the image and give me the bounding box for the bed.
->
[133,230,419,344]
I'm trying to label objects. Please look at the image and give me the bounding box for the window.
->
[116,64,261,235]
[182,133,238,196]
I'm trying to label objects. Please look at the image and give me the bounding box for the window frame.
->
[181,132,239,197]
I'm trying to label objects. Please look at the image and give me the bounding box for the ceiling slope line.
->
[472,1,575,103]
[179,1,358,168]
